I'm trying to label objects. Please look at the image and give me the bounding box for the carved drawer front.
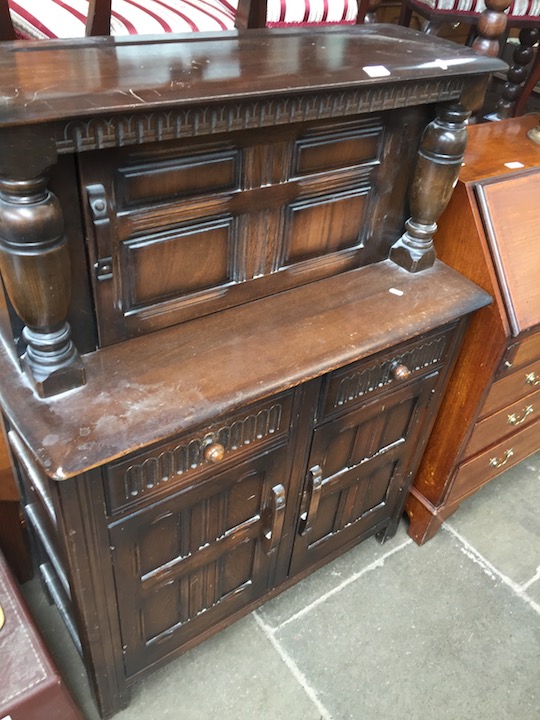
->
[104,392,294,516]
[480,358,540,419]
[450,417,540,505]
[109,442,290,677]
[319,328,452,422]
[463,386,540,459]
[290,371,439,575]
[502,332,540,376]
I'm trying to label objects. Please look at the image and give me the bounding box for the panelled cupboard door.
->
[289,373,440,576]
[77,113,418,346]
[109,443,290,676]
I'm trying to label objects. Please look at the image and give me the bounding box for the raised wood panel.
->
[293,119,381,176]
[477,170,540,335]
[110,442,290,676]
[117,150,239,207]
[123,218,233,310]
[283,191,367,265]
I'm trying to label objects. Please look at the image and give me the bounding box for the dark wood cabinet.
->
[0,27,502,718]
[407,115,540,544]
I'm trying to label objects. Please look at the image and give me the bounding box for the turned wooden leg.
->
[471,0,511,57]
[492,28,540,119]
[514,36,540,116]
[0,127,85,397]
[389,104,470,273]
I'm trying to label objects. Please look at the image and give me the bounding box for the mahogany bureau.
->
[0,27,502,717]
[407,115,540,543]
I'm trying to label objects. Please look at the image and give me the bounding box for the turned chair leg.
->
[512,30,540,116]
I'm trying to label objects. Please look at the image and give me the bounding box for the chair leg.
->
[398,1,413,27]
[514,32,540,116]
[492,27,540,119]
[423,18,445,35]
[471,0,511,56]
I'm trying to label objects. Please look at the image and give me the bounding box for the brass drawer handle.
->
[489,449,514,469]
[525,372,539,387]
[507,405,534,426]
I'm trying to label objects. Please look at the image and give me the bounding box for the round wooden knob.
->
[204,442,225,463]
[391,363,411,381]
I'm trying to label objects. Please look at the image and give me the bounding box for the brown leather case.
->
[0,550,83,720]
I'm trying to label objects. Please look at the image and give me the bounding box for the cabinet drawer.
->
[504,332,540,374]
[480,358,540,419]
[464,387,540,458]
[319,327,453,422]
[104,391,294,515]
[450,417,540,504]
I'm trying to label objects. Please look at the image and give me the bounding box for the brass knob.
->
[391,363,411,381]
[204,442,225,463]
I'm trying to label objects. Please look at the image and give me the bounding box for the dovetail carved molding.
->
[55,79,464,154]
[122,404,283,501]
[336,337,447,407]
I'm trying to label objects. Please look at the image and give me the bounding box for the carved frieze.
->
[55,79,464,154]
[121,403,283,502]
[336,337,447,407]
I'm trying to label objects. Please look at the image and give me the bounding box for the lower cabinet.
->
[10,321,465,715]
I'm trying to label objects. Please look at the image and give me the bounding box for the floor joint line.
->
[253,610,333,720]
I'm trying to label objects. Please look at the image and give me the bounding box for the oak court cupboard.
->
[0,26,503,717]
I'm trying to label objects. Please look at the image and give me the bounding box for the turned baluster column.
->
[0,127,85,397]
[491,27,540,119]
[471,0,511,57]
[389,104,470,273]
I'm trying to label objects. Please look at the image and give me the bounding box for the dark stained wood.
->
[0,27,504,127]
[0,29,500,718]
[0,261,489,481]
[407,116,540,543]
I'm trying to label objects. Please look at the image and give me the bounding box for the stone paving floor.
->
[22,451,540,720]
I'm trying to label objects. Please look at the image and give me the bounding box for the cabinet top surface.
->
[0,260,489,481]
[461,115,540,183]
[0,25,504,127]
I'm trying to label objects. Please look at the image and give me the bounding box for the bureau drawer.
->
[504,332,540,374]
[104,391,294,515]
[450,417,540,504]
[480,358,540,419]
[464,387,540,458]
[319,326,453,422]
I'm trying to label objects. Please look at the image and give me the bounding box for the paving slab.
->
[259,522,411,630]
[445,452,540,586]
[273,528,540,720]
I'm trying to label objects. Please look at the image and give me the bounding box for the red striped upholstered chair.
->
[399,0,540,118]
[0,0,367,40]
